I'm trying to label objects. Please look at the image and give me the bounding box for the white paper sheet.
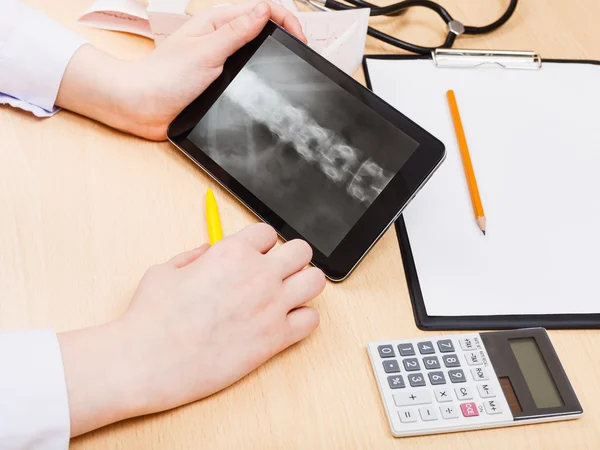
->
[365,58,600,316]
[78,0,153,38]
[78,0,368,75]
[295,8,369,75]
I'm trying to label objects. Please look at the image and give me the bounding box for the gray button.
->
[387,375,405,389]
[437,339,455,353]
[442,354,461,368]
[423,356,440,370]
[428,371,446,385]
[383,360,400,373]
[398,343,415,356]
[418,341,435,354]
[408,373,426,387]
[448,369,466,383]
[403,358,421,371]
[377,345,395,358]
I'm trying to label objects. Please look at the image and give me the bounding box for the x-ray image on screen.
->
[188,36,418,255]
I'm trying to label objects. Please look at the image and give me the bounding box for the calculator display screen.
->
[509,338,564,409]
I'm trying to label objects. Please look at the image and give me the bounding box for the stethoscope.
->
[298,0,519,55]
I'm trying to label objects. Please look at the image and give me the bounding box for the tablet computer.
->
[168,21,445,281]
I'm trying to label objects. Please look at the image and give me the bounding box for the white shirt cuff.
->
[0,0,87,115]
[0,330,70,450]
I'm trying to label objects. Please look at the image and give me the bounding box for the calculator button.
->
[423,356,440,370]
[393,390,433,406]
[417,341,435,354]
[428,371,446,385]
[377,345,395,358]
[484,400,502,414]
[459,337,476,351]
[403,358,421,371]
[442,354,461,368]
[437,339,455,353]
[455,386,473,400]
[398,343,415,356]
[465,352,483,366]
[434,388,452,403]
[387,375,405,389]
[440,404,459,419]
[448,369,466,383]
[398,408,418,423]
[419,406,438,421]
[408,373,426,387]
[471,367,489,381]
[460,402,479,417]
[477,383,495,398]
[383,360,401,373]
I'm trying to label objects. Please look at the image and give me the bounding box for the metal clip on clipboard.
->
[432,49,542,69]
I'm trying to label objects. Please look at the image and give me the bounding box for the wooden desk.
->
[2,1,600,448]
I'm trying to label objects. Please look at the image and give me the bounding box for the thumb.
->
[205,2,271,64]
[167,243,211,268]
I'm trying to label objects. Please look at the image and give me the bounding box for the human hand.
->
[58,223,325,436]
[56,1,306,140]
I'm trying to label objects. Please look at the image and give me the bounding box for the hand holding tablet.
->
[168,21,445,280]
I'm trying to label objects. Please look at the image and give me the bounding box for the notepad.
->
[364,55,600,327]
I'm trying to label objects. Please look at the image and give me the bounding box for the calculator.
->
[367,328,582,437]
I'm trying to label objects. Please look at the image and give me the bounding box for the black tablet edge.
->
[363,54,600,330]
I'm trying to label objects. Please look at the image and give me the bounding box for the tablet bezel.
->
[168,21,445,281]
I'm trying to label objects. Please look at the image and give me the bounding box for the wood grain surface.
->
[2,1,599,448]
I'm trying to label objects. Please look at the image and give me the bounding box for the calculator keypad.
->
[368,333,513,437]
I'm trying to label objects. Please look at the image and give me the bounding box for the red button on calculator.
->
[460,402,479,417]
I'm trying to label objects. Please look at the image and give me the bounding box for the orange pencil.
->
[446,90,486,235]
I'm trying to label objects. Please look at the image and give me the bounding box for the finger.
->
[284,306,320,348]
[230,222,278,254]
[267,239,312,279]
[186,1,306,43]
[201,2,272,62]
[264,2,306,43]
[280,267,326,310]
[167,243,211,268]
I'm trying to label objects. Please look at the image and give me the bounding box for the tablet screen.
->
[188,36,419,256]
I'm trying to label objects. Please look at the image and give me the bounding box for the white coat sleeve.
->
[0,330,70,449]
[0,0,87,117]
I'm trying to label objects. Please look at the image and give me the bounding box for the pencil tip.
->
[482,230,486,236]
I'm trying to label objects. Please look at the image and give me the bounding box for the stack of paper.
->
[78,0,369,75]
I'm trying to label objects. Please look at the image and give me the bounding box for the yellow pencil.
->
[205,188,223,244]
[446,90,487,235]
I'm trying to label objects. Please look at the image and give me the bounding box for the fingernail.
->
[252,2,269,19]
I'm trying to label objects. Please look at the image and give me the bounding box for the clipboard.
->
[362,50,600,330]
